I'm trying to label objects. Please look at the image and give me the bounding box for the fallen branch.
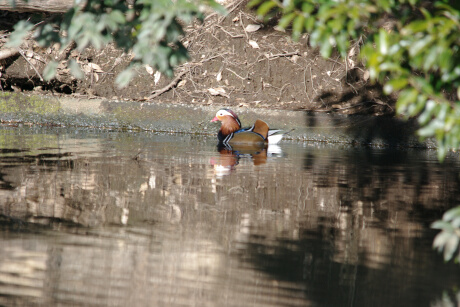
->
[269,51,300,58]
[0,0,75,13]
[258,51,300,62]
[147,52,229,100]
[0,47,19,61]
[215,25,244,38]
[148,70,188,100]
[226,67,247,80]
[18,47,43,81]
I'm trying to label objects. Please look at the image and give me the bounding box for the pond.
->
[0,125,459,306]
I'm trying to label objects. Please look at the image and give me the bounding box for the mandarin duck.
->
[211,108,289,146]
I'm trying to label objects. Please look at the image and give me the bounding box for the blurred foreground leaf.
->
[432,206,460,262]
[250,0,460,161]
[6,0,226,87]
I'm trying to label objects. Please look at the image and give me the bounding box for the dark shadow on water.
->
[236,227,460,306]
[314,69,395,117]
[0,214,82,233]
[238,146,460,306]
[303,110,421,147]
[301,71,423,146]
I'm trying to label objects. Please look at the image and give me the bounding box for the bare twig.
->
[99,52,125,83]
[327,56,343,70]
[257,51,300,62]
[239,12,249,41]
[57,41,77,62]
[279,83,292,96]
[226,67,246,80]
[303,68,312,104]
[215,25,244,38]
[148,69,188,100]
[268,51,300,59]
[17,47,43,81]
[309,66,317,94]
[196,53,229,64]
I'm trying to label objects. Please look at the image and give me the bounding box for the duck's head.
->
[211,109,241,135]
[211,109,240,124]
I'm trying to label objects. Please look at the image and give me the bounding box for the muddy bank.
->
[0,1,394,116]
[0,92,434,148]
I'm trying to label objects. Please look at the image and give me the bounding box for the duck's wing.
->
[267,128,295,144]
[245,120,269,139]
[267,129,283,136]
[225,131,266,146]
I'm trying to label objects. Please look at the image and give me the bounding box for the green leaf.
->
[68,59,84,79]
[432,220,454,230]
[423,46,440,71]
[412,77,434,95]
[409,35,433,57]
[403,20,428,35]
[278,12,296,29]
[378,29,389,55]
[319,34,332,58]
[204,0,227,15]
[292,15,305,41]
[379,62,403,73]
[433,231,452,250]
[257,1,277,16]
[305,16,315,32]
[451,216,460,228]
[116,67,134,88]
[396,88,418,114]
[406,94,427,117]
[301,2,314,14]
[444,235,460,261]
[418,100,437,126]
[43,61,59,81]
[437,143,447,162]
[383,78,408,94]
[109,10,126,24]
[247,0,264,8]
[443,206,460,222]
[6,20,34,47]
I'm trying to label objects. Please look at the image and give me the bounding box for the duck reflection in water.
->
[210,143,282,177]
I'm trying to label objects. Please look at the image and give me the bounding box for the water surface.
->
[0,126,459,307]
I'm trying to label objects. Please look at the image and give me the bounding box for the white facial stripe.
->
[217,110,234,118]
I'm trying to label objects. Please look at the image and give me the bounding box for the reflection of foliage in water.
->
[431,291,460,307]
[432,207,460,262]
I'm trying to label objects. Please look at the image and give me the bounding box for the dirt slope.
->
[0,2,394,115]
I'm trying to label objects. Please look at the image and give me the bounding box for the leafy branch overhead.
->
[6,0,226,87]
[250,0,460,161]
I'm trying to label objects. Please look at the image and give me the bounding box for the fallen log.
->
[0,47,19,61]
[0,0,74,13]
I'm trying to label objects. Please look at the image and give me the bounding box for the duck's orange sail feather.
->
[251,120,269,139]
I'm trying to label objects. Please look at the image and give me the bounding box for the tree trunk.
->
[0,0,74,13]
